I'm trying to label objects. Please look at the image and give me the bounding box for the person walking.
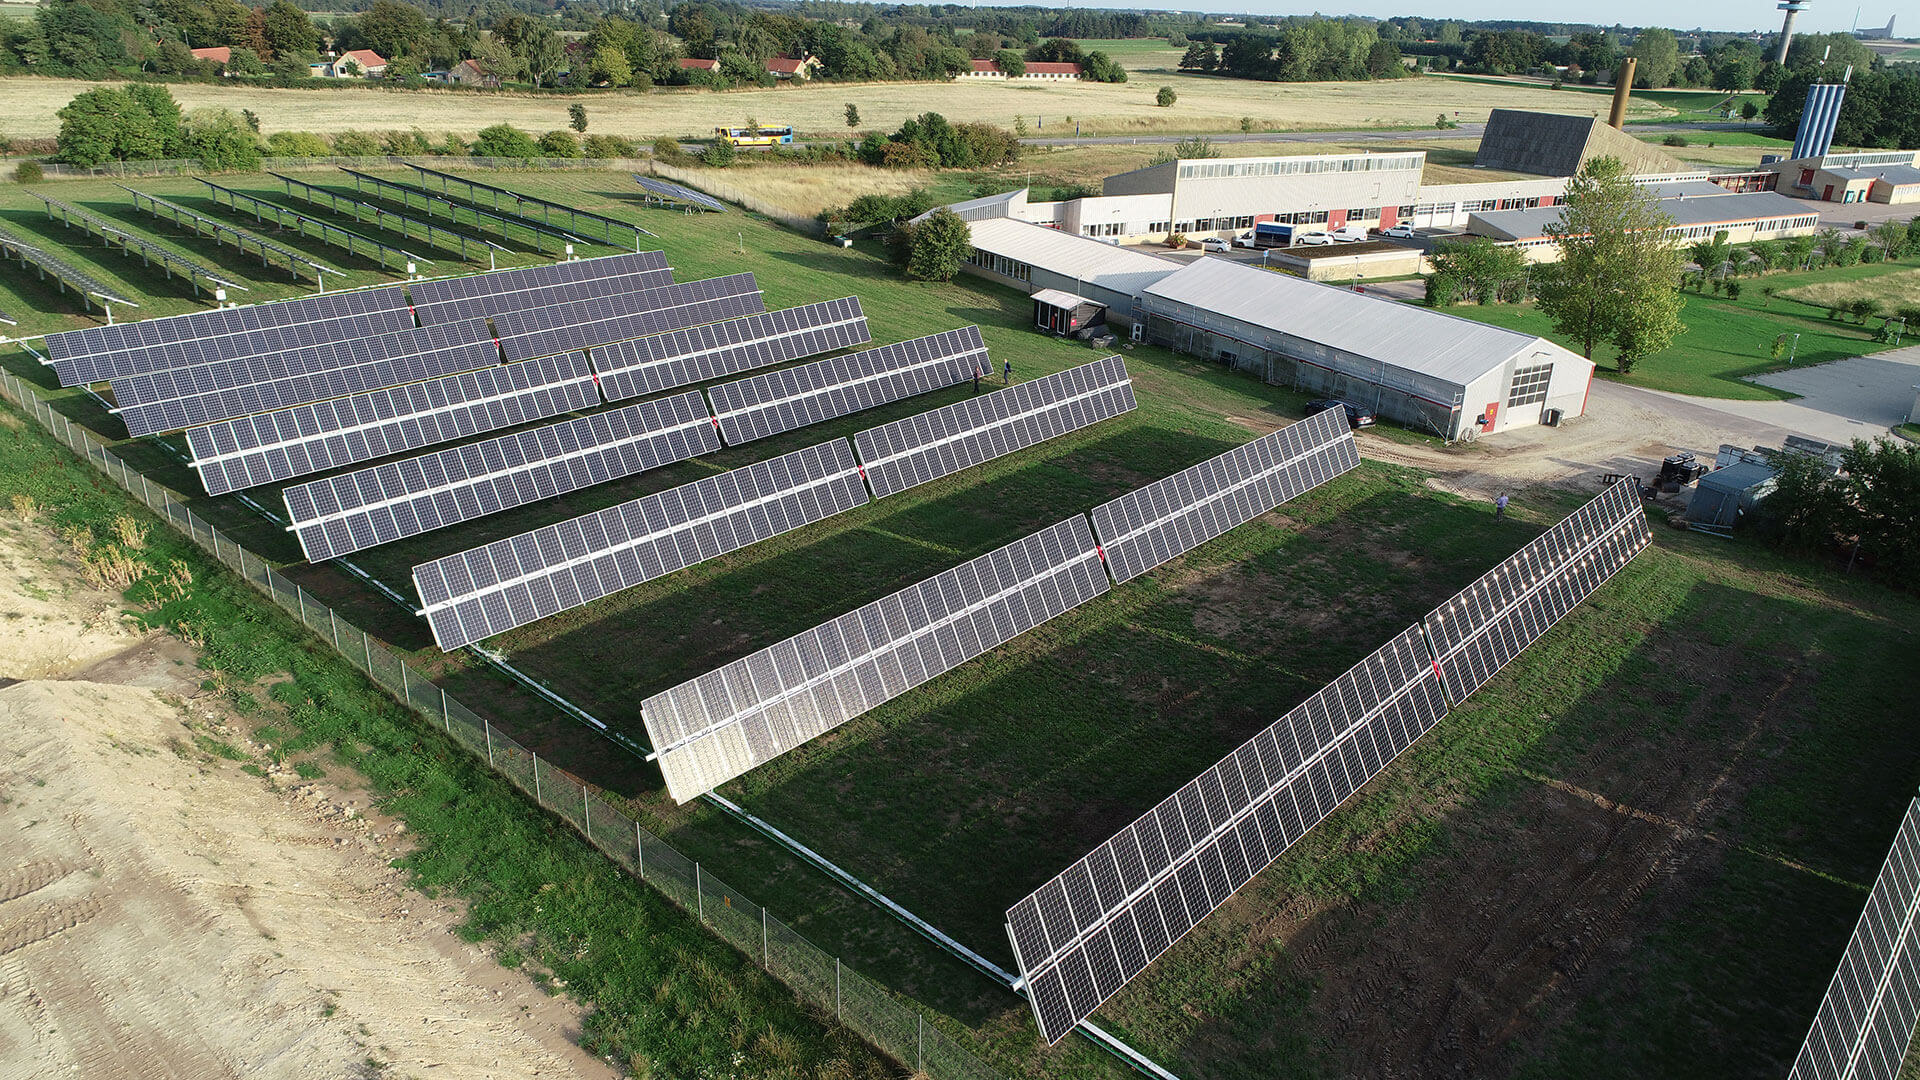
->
[1003,360,1012,385]
[1494,493,1509,521]
[972,366,982,394]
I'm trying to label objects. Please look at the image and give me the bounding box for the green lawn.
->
[1636,130,1791,148]
[6,167,1920,1079]
[1445,260,1915,400]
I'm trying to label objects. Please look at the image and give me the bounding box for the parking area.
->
[1634,344,1920,444]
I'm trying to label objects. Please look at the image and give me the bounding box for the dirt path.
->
[0,521,617,1080]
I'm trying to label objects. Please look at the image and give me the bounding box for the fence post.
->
[329,608,340,650]
[696,863,704,921]
[762,907,769,969]
[582,787,590,832]
[298,589,307,624]
[363,630,373,675]
[635,821,645,880]
[484,717,494,767]
[835,958,842,1020]
[918,1015,924,1074]
[532,751,542,805]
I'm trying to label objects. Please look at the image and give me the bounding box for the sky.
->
[979,0,1910,36]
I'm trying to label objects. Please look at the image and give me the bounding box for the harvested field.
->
[658,162,939,218]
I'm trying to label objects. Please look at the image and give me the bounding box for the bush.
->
[473,124,540,159]
[1165,233,1188,249]
[266,131,332,157]
[581,134,636,159]
[905,208,972,281]
[1724,280,1741,300]
[699,139,736,168]
[537,130,581,157]
[652,136,693,166]
[331,130,383,156]
[180,107,261,171]
[13,160,43,184]
[1662,134,1690,146]
[1156,86,1177,107]
[381,129,432,156]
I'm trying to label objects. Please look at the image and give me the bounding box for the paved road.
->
[1017,119,1755,148]
[1656,345,1920,445]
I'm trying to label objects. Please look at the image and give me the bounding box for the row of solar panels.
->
[409,354,1137,652]
[284,321,985,562]
[1006,478,1653,1045]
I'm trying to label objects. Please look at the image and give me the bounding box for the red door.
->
[1480,403,1499,433]
[1378,206,1398,227]
[1328,210,1347,229]
[1822,185,1834,201]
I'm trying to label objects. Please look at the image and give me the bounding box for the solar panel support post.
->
[835,958,841,1020]
[328,608,340,649]
[484,713,494,767]
[582,787,590,831]
[762,907,769,968]
[533,751,542,806]
[695,863,704,921]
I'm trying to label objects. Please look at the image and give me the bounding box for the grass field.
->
[0,71,1671,144]
[1780,267,1920,310]
[1445,260,1919,399]
[5,167,1920,1079]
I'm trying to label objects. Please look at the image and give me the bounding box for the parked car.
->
[1382,222,1417,239]
[1232,231,1258,249]
[1330,225,1369,243]
[1296,231,1335,246]
[1306,398,1377,429]
[1199,236,1232,253]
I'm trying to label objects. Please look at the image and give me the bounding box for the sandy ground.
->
[0,520,616,1080]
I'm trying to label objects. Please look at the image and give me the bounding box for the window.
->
[1507,364,1553,409]
[1399,205,1416,216]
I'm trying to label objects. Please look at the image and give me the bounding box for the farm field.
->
[1447,259,1918,400]
[4,167,1919,1079]
[0,70,1671,144]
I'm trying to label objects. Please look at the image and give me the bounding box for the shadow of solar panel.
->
[413,440,868,652]
[634,175,728,212]
[644,516,1110,804]
[48,287,412,387]
[185,353,596,496]
[595,298,870,403]
[853,356,1136,500]
[1006,622,1449,1044]
[410,252,673,325]
[285,390,717,562]
[1090,407,1357,584]
[710,326,986,445]
[493,273,764,361]
[1422,479,1651,704]
[114,319,500,436]
[1791,798,1920,1080]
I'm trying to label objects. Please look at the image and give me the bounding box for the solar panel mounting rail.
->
[199,179,430,273]
[633,174,727,213]
[405,164,654,248]
[0,222,138,316]
[492,272,763,362]
[340,168,585,254]
[272,172,504,264]
[121,186,335,283]
[708,325,986,446]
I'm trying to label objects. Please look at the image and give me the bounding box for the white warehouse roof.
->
[965,218,1180,297]
[1140,257,1584,389]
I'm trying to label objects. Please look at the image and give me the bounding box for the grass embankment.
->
[1447,259,1919,399]
[0,393,896,1080]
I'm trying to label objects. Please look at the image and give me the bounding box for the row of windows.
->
[1413,196,1551,215]
[1175,154,1423,181]
[967,250,1030,281]
[1507,364,1553,409]
[1823,151,1914,168]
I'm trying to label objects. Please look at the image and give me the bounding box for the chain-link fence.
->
[0,365,1006,1080]
[648,160,819,234]
[9,155,659,181]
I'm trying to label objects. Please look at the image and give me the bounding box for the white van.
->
[1330,225,1369,243]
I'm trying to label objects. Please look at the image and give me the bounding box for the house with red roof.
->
[962,59,1082,80]
[449,57,498,87]
[322,48,388,77]
[678,57,721,72]
[190,46,231,66]
[765,54,822,80]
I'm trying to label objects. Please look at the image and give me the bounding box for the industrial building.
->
[1466,189,1820,261]
[1135,258,1593,440]
[960,217,1179,318]
[1474,109,1688,179]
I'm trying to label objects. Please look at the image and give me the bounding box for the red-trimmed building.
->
[191,46,231,65]
[962,59,1081,80]
[765,55,822,80]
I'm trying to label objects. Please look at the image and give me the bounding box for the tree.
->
[1427,237,1528,305]
[568,104,588,133]
[180,107,260,171]
[537,130,580,157]
[584,43,629,86]
[55,85,182,167]
[1173,134,1219,159]
[905,208,972,281]
[492,15,563,86]
[1179,41,1218,71]
[473,123,539,159]
[261,0,318,57]
[844,102,860,128]
[1714,58,1754,91]
[356,0,428,62]
[1741,99,1760,121]
[995,49,1025,78]
[1156,85,1177,107]
[1690,230,1732,280]
[1534,157,1686,374]
[1631,28,1679,88]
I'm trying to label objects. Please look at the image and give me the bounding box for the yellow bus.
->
[714,125,795,147]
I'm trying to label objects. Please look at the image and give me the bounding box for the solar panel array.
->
[1421,477,1651,705]
[187,353,597,496]
[409,251,673,325]
[0,223,136,310]
[340,168,583,254]
[406,164,652,246]
[47,287,411,386]
[200,179,427,272]
[1008,622,1448,1043]
[285,390,716,562]
[634,175,727,212]
[123,186,337,283]
[493,273,763,361]
[1791,797,1920,1080]
[593,298,868,403]
[709,326,986,446]
[644,516,1110,804]
[35,192,246,298]
[414,440,868,652]
[115,319,499,436]
[0,309,13,327]
[1090,407,1357,584]
[853,356,1136,499]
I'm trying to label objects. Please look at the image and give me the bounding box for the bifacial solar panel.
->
[1007,623,1450,1044]
[1422,479,1651,705]
[493,273,764,361]
[113,319,499,437]
[185,353,597,496]
[634,175,727,212]
[1791,798,1920,1080]
[409,251,673,325]
[413,440,868,652]
[284,391,717,562]
[853,357,1136,500]
[1090,407,1358,584]
[47,287,411,387]
[709,326,987,446]
[643,516,1110,804]
[594,298,869,403]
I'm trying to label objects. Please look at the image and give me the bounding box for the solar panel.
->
[1791,797,1920,1080]
[853,356,1136,500]
[0,223,137,311]
[113,319,499,436]
[1090,408,1358,584]
[1007,623,1450,1045]
[634,175,727,212]
[123,186,337,285]
[709,326,987,446]
[185,353,597,496]
[284,391,717,562]
[48,287,412,387]
[409,251,674,325]
[413,440,868,652]
[493,273,764,362]
[644,516,1110,804]
[35,192,247,298]
[1422,479,1651,705]
[594,298,869,403]
[0,309,14,327]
